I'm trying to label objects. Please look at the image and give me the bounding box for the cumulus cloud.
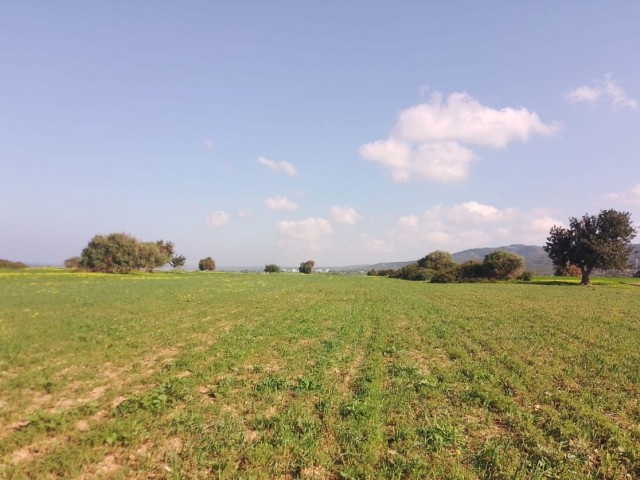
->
[202,139,214,152]
[238,209,253,218]
[398,215,419,228]
[206,211,230,227]
[362,237,394,253]
[330,206,359,225]
[360,92,560,184]
[566,74,638,110]
[390,202,563,252]
[425,201,516,224]
[602,183,640,205]
[258,156,297,177]
[265,196,298,211]
[276,217,333,251]
[395,92,559,148]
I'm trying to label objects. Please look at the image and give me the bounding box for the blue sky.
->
[1,2,639,267]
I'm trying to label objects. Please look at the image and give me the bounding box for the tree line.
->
[368,250,531,283]
[55,209,635,281]
[64,233,216,273]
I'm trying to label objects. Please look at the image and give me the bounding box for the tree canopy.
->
[544,209,636,285]
[299,260,315,274]
[79,233,172,273]
[199,257,216,271]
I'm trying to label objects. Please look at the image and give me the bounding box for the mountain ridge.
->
[335,243,640,275]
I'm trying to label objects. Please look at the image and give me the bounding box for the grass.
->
[1,269,639,479]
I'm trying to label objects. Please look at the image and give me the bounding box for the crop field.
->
[1,270,639,479]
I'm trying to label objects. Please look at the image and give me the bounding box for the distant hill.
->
[452,244,554,274]
[337,243,640,275]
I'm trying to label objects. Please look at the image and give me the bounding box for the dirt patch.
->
[341,348,365,392]
[300,465,335,479]
[77,454,123,479]
[75,420,90,432]
[8,435,64,465]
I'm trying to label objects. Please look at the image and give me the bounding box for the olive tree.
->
[299,260,315,274]
[79,233,172,273]
[198,257,216,271]
[544,209,636,285]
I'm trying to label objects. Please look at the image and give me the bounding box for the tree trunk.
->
[580,267,592,286]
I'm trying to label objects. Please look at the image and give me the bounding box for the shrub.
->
[430,268,459,283]
[368,268,397,277]
[554,264,581,277]
[79,233,170,273]
[634,270,640,278]
[264,264,280,273]
[63,256,81,269]
[0,259,27,269]
[170,254,187,269]
[299,260,315,274]
[199,257,216,271]
[417,251,457,272]
[458,260,485,280]
[483,251,525,280]
[392,264,434,281]
[519,270,534,281]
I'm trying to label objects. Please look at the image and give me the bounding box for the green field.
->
[1,270,639,479]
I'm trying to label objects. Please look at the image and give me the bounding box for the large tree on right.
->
[544,209,636,285]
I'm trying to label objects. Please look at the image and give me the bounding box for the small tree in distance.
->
[79,233,171,273]
[64,256,81,269]
[265,264,281,273]
[299,260,315,274]
[170,254,187,269]
[544,209,636,285]
[199,257,216,271]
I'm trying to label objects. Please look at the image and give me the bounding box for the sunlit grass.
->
[1,270,639,478]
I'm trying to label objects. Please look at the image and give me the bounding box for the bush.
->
[199,257,216,271]
[519,270,534,281]
[458,260,485,280]
[367,269,397,277]
[430,268,459,283]
[483,251,525,280]
[170,254,187,269]
[417,251,457,272]
[79,233,171,273]
[634,270,640,278]
[63,256,81,269]
[0,259,27,269]
[299,260,315,274]
[554,264,581,277]
[391,264,434,281]
[264,264,280,273]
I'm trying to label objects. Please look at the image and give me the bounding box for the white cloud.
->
[330,206,359,225]
[565,86,601,104]
[395,92,560,148]
[258,156,297,177]
[386,202,564,253]
[360,91,559,183]
[362,237,394,253]
[566,74,638,110]
[202,139,214,152]
[425,201,516,224]
[359,138,475,183]
[603,183,640,205]
[238,209,253,218]
[206,211,230,227]
[276,217,333,251]
[398,215,419,228]
[265,196,298,211]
